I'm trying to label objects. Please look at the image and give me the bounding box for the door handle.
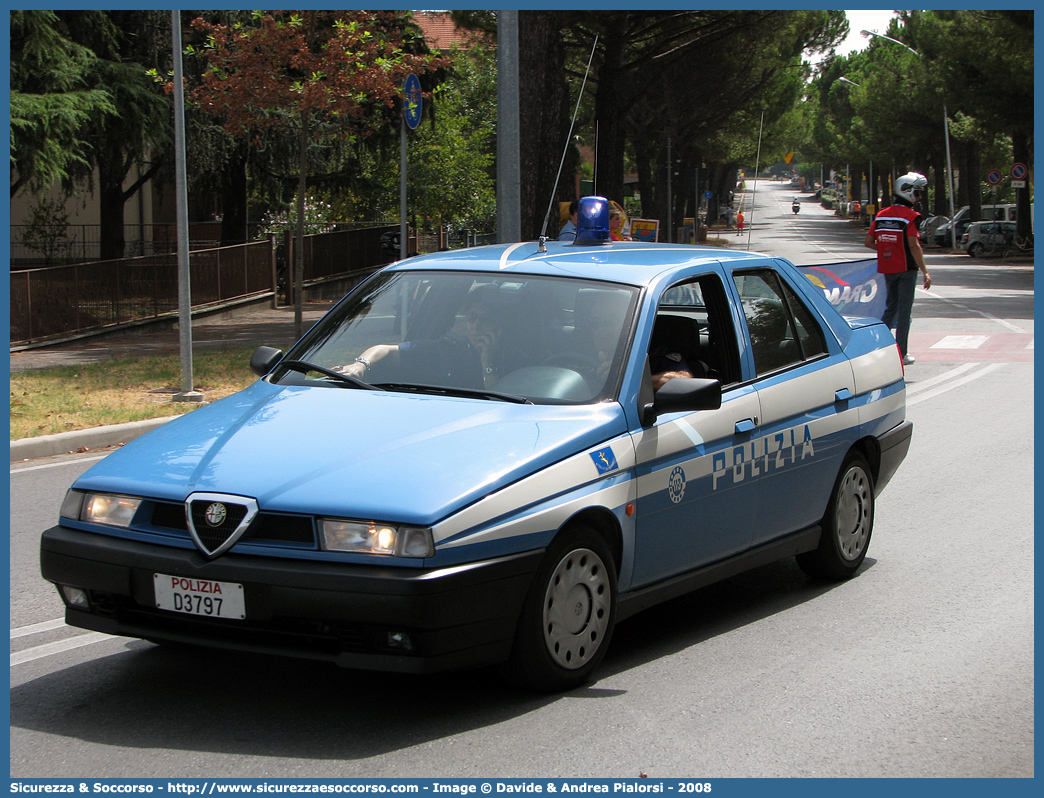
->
[735,418,757,434]
[834,388,853,402]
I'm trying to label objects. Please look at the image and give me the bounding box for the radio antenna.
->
[540,34,599,240]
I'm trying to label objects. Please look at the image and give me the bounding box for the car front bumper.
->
[40,525,542,674]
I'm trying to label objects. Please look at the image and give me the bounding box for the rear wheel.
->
[968,242,984,257]
[502,526,616,692]
[797,452,874,581]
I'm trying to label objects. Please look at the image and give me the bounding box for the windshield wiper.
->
[375,382,532,404]
[279,360,384,391]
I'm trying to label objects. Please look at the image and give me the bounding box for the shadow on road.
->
[10,557,868,775]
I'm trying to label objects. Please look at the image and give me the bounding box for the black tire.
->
[968,242,984,257]
[797,452,875,581]
[502,526,617,692]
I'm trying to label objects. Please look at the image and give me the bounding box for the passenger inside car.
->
[565,288,634,390]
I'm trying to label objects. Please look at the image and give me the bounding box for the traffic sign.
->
[704,191,713,199]
[986,169,1003,185]
[403,74,422,130]
[1011,162,1027,180]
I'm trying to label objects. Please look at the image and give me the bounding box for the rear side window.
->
[734,270,828,377]
[782,281,828,360]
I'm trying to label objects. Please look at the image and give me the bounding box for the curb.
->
[10,417,175,463]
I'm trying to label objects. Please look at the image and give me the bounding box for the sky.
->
[838,9,900,56]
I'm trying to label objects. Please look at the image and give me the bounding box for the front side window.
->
[654,273,741,386]
[734,270,827,377]
[275,270,640,405]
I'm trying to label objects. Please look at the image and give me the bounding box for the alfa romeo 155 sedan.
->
[41,197,912,691]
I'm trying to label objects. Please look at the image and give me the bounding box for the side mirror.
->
[250,346,283,377]
[642,377,722,425]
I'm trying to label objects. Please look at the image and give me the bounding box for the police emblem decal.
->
[668,466,686,504]
[204,502,228,527]
[590,447,619,474]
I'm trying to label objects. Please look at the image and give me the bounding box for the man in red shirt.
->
[864,172,933,365]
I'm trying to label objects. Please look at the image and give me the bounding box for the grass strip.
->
[10,347,258,440]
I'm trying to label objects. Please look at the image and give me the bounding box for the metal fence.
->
[10,240,276,346]
[10,224,453,346]
[289,225,395,283]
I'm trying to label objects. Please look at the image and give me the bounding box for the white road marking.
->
[907,363,1006,407]
[905,363,979,395]
[10,618,67,639]
[11,631,114,667]
[924,291,1027,333]
[11,617,119,666]
[931,335,989,349]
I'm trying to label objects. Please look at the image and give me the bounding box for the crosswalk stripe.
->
[931,335,989,349]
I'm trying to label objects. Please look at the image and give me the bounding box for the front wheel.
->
[502,526,617,692]
[797,452,875,581]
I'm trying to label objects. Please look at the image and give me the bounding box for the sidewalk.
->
[10,302,332,372]
[10,302,332,461]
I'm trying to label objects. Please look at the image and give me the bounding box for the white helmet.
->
[894,172,927,204]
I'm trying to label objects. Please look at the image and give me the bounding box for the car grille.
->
[189,498,249,551]
[148,501,316,548]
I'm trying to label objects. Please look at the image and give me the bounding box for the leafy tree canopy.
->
[9,10,116,197]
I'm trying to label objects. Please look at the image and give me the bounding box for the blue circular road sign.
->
[987,169,1003,185]
[403,74,422,130]
[1011,163,1027,180]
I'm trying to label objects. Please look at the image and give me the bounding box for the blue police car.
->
[41,197,912,691]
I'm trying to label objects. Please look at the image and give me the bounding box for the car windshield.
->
[276,270,640,405]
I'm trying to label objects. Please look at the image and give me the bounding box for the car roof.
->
[385,240,775,289]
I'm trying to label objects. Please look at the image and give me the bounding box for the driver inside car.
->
[337,284,504,390]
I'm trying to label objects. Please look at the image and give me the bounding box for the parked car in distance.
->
[919,215,950,247]
[961,220,1017,257]
[933,204,1031,247]
[41,197,913,692]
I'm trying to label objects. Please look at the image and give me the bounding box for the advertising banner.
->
[628,219,659,243]
[799,258,885,319]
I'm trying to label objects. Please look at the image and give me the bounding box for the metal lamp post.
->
[171,11,202,403]
[836,78,870,218]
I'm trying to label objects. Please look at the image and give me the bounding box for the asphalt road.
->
[9,182,1034,780]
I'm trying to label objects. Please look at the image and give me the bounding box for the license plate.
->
[153,573,245,619]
